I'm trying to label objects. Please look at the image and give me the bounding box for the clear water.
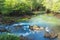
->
[0,22,58,40]
[0,15,60,40]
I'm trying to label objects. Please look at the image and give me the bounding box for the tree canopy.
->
[42,0,60,12]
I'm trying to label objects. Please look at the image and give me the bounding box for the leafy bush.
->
[0,0,32,14]
[31,0,45,11]
[0,34,20,40]
[0,0,45,15]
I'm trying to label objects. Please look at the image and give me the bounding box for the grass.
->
[0,34,20,40]
[16,18,29,22]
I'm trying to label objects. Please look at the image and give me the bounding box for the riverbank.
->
[0,12,60,25]
[0,15,31,25]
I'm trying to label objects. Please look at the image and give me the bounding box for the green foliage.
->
[0,34,20,40]
[42,0,60,12]
[0,0,19,14]
[0,0,44,15]
[0,0,32,14]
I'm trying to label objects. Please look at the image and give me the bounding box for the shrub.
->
[0,0,45,15]
[0,0,32,15]
[0,34,20,40]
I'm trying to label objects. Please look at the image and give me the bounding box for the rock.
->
[14,25,23,30]
[29,26,34,30]
[20,35,33,40]
[50,32,58,39]
[44,32,58,39]
[33,25,40,30]
[0,28,10,33]
[29,25,44,31]
[20,35,25,40]
[44,32,50,38]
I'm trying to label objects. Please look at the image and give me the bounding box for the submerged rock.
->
[20,35,33,40]
[0,28,10,33]
[14,25,23,30]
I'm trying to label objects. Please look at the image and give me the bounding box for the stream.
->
[0,15,60,40]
